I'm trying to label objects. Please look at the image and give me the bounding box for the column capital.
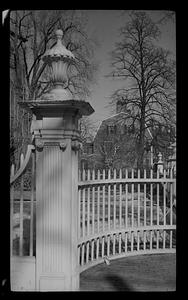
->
[35,138,69,152]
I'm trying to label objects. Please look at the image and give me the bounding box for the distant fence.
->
[78,168,176,272]
[10,145,36,257]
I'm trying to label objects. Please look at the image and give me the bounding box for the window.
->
[124,125,127,134]
[107,125,116,135]
[128,124,135,134]
[88,143,94,155]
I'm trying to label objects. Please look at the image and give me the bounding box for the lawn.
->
[80,253,176,291]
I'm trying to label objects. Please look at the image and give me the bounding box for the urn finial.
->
[41,29,75,100]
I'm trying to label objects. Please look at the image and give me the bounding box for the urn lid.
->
[43,29,75,62]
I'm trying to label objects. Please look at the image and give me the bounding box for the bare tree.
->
[109,11,176,169]
[10,10,98,167]
[79,116,97,144]
[156,11,175,25]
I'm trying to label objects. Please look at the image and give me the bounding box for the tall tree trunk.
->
[137,112,145,170]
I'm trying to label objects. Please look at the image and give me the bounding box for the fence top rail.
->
[78,224,176,245]
[78,178,175,186]
[78,168,175,185]
[10,144,35,185]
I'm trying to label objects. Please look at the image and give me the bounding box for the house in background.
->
[166,140,176,173]
[79,101,153,170]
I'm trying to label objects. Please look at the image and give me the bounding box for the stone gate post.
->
[19,30,94,291]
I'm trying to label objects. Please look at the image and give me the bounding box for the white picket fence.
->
[10,149,176,273]
[77,168,176,272]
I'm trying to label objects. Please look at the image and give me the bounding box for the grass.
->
[80,253,176,291]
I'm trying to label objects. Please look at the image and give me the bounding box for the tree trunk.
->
[137,114,145,170]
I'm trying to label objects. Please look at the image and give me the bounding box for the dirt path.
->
[80,253,176,291]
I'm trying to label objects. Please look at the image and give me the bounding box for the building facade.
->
[79,102,152,170]
[79,101,175,170]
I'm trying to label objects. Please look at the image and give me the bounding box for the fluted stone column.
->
[32,114,81,291]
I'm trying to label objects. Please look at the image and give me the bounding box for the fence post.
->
[18,30,94,291]
[157,152,164,175]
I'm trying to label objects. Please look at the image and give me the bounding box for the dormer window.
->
[107,125,116,135]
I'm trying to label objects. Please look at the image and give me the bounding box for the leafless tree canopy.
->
[109,11,176,168]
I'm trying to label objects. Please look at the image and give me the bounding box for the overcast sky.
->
[84,10,176,130]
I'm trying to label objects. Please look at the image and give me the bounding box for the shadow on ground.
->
[104,274,133,291]
[80,254,176,291]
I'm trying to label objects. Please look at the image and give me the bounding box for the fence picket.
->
[125,182,128,228]
[163,170,166,226]
[157,183,160,225]
[138,170,140,227]
[170,230,173,249]
[131,171,134,227]
[113,182,116,230]
[29,150,35,256]
[102,236,105,257]
[83,169,86,181]
[113,234,116,255]
[19,174,24,256]
[81,243,85,265]
[78,246,80,265]
[125,232,127,253]
[163,230,166,249]
[87,187,90,236]
[131,231,134,252]
[119,233,122,254]
[97,185,100,234]
[137,231,140,251]
[107,235,110,257]
[96,238,99,259]
[92,185,95,235]
[86,241,89,263]
[82,188,85,237]
[102,170,105,232]
[91,239,94,261]
[150,169,153,226]
[78,189,81,239]
[119,182,122,229]
[144,170,147,227]
[150,230,153,250]
[156,230,159,249]
[143,230,146,250]
[164,182,166,226]
[108,170,111,231]
[170,181,173,226]
[97,170,100,233]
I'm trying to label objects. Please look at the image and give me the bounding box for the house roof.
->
[93,111,152,141]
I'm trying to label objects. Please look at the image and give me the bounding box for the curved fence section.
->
[78,168,176,272]
[10,145,36,257]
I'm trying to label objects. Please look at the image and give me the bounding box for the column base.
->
[38,273,79,291]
